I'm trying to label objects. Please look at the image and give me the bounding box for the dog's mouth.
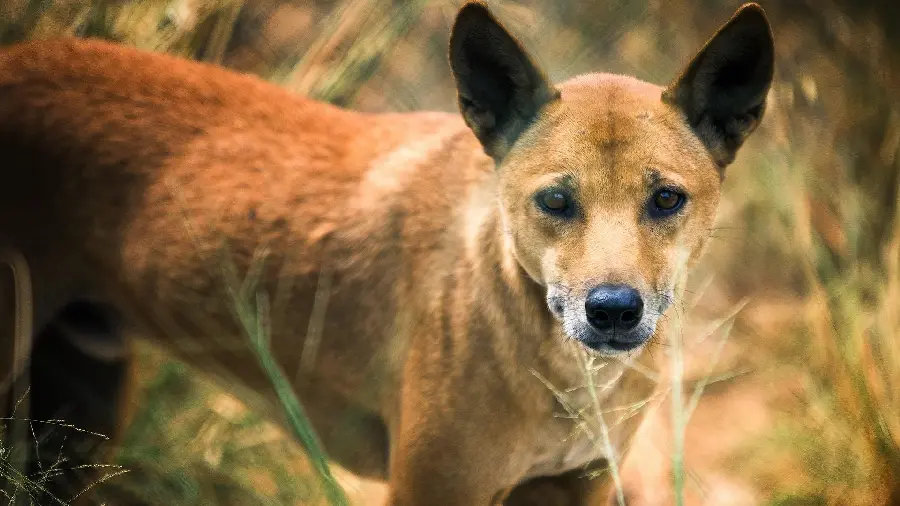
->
[560,312,660,357]
[576,327,654,355]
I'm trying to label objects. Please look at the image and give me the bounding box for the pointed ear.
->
[449,1,559,162]
[662,3,775,168]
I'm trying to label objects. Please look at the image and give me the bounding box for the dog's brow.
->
[645,169,662,186]
[645,168,688,191]
[556,173,577,187]
[544,173,579,190]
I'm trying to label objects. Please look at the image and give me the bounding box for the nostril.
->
[594,311,610,322]
[620,310,636,323]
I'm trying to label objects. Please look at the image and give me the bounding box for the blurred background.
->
[0,0,898,505]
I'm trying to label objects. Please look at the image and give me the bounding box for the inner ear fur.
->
[449,1,560,162]
[662,2,775,168]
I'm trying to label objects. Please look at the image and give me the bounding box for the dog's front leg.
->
[385,347,529,505]
[386,410,525,506]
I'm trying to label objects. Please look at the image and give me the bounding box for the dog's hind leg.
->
[24,300,132,505]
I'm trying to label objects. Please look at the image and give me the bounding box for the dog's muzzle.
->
[547,283,661,355]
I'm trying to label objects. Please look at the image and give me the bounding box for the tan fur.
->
[0,2,772,504]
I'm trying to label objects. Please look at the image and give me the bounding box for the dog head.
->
[450,2,774,355]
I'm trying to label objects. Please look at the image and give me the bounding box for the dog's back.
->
[0,37,470,345]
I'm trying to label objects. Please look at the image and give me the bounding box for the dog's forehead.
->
[552,73,673,143]
[559,73,664,110]
[512,73,714,186]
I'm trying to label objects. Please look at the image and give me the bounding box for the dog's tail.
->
[0,248,33,496]
[0,248,32,396]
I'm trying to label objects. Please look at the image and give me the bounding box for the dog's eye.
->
[536,189,574,217]
[649,188,686,217]
[542,192,568,210]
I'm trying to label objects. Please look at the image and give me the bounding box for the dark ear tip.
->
[731,3,773,35]
[736,2,766,15]
[454,1,495,27]
[724,1,775,65]
[450,1,497,51]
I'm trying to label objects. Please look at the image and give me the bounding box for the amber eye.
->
[536,189,574,218]
[649,188,686,217]
[542,192,567,210]
[655,190,680,209]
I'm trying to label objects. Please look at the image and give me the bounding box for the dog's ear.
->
[449,1,559,162]
[662,3,774,168]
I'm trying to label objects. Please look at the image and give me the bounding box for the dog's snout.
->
[585,285,644,332]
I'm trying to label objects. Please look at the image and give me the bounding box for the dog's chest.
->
[527,430,602,479]
[519,354,655,482]
[523,387,613,479]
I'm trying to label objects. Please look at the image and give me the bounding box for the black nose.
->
[585,285,644,332]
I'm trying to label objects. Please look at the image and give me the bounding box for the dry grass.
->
[0,0,898,504]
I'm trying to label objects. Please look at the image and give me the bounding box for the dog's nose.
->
[585,285,644,332]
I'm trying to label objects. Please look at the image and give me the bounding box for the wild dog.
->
[0,1,774,504]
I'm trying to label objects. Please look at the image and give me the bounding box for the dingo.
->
[0,2,773,504]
